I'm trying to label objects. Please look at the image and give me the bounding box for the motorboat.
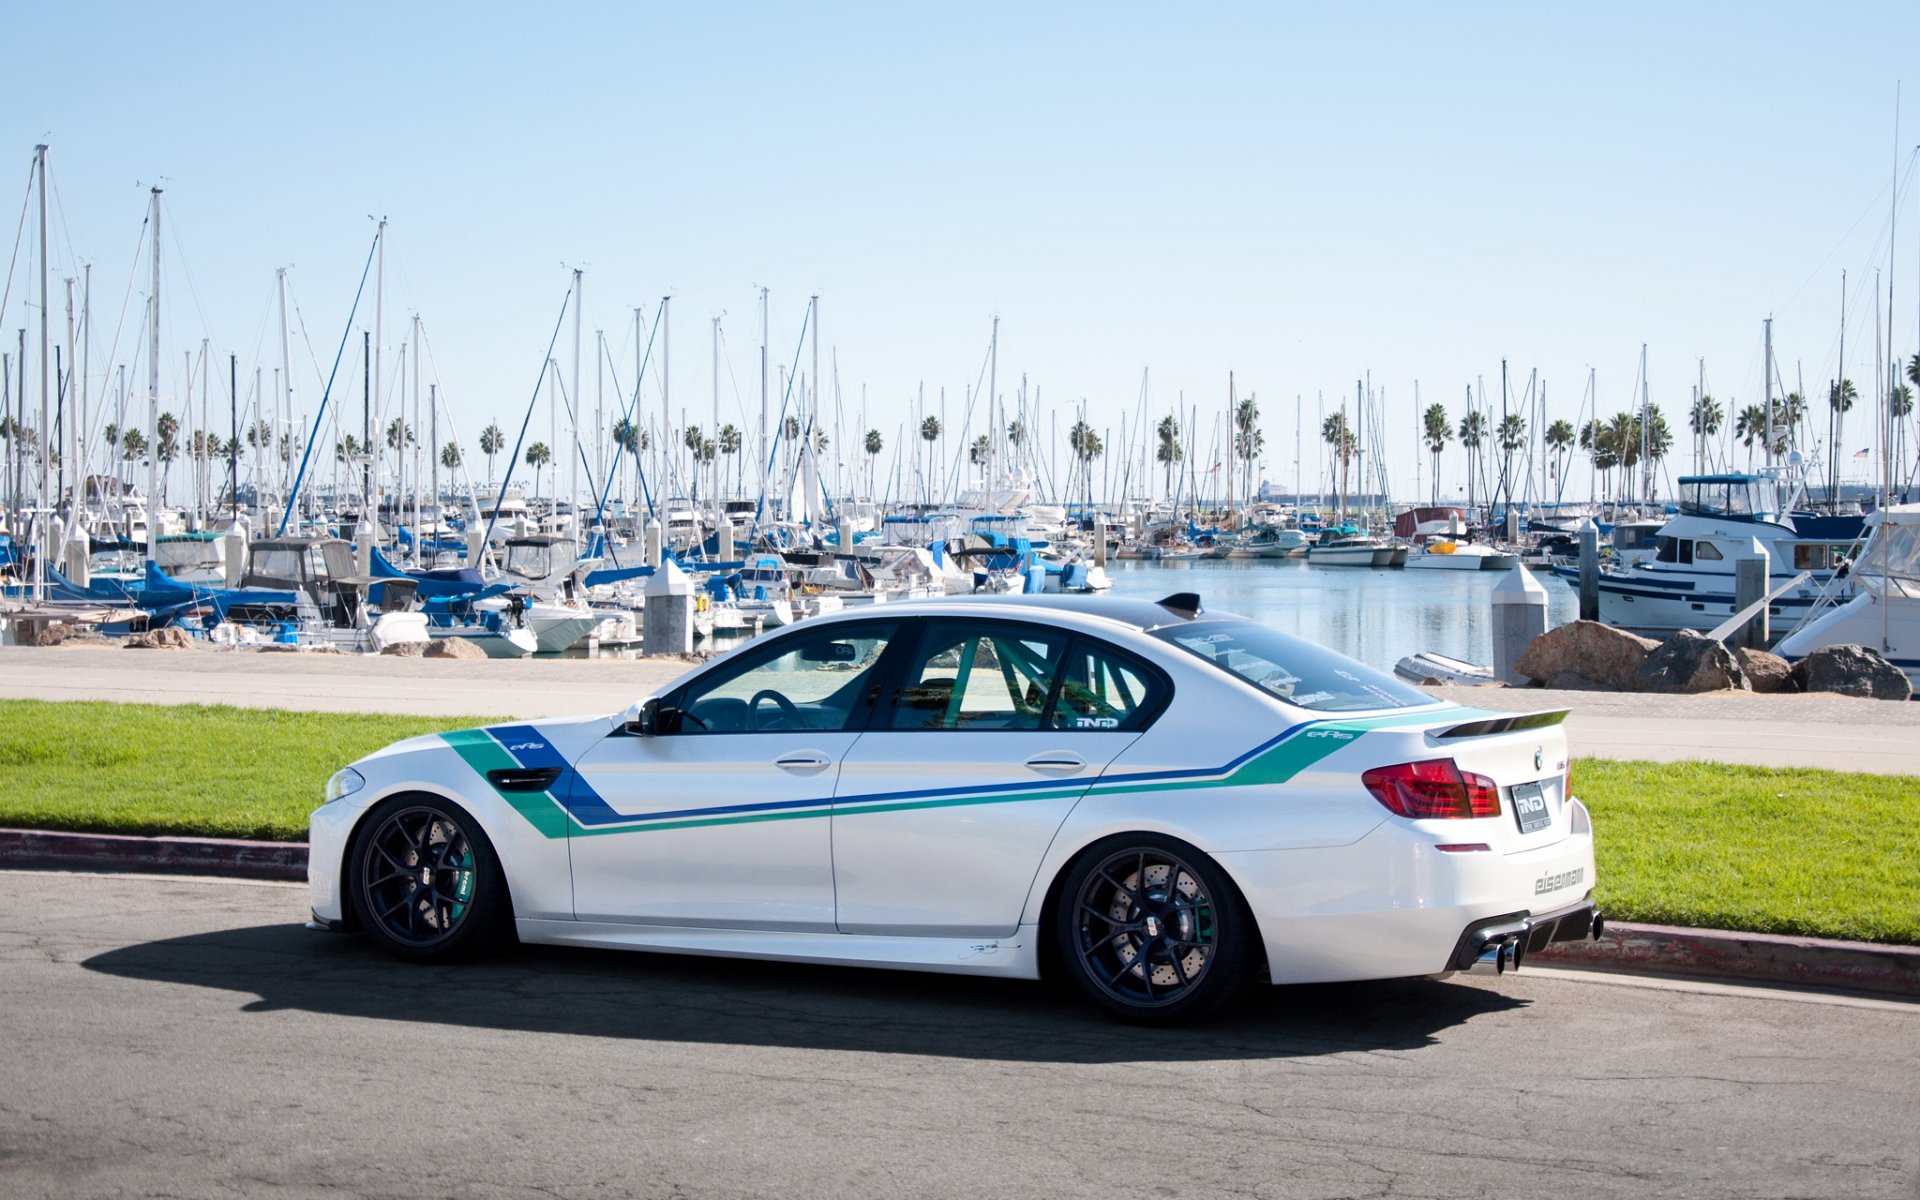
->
[1594,472,1864,637]
[1405,540,1520,571]
[1307,533,1396,567]
[1776,502,1920,689]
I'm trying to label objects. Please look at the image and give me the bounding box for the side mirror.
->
[625,698,661,736]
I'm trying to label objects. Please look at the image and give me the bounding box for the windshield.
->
[1152,619,1437,712]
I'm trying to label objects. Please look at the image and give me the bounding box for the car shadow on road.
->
[84,922,1526,1063]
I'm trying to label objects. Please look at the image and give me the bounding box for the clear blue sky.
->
[5,3,1918,504]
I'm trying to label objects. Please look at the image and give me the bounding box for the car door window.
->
[888,622,1068,731]
[675,622,896,734]
[1048,641,1168,732]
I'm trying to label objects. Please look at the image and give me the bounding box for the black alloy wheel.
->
[350,795,509,962]
[1056,834,1254,1023]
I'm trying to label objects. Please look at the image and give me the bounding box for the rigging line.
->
[275,228,383,536]
[0,157,38,335]
[545,362,606,512]
[593,302,663,530]
[157,202,222,369]
[282,276,333,390]
[478,281,576,552]
[1773,164,1909,318]
[79,211,151,455]
[411,318,483,512]
[748,301,814,534]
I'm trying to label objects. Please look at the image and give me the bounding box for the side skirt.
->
[515,919,1044,979]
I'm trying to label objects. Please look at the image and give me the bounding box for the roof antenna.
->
[1156,592,1202,619]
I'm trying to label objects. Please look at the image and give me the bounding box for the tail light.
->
[1362,759,1501,819]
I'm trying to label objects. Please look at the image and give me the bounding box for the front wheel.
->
[349,794,511,962]
[1054,834,1255,1023]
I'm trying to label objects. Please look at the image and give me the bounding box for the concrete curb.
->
[3,829,1916,999]
[1533,921,1920,999]
[0,828,306,883]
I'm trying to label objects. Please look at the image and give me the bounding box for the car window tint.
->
[889,622,1067,731]
[1048,641,1165,732]
[1153,619,1435,712]
[677,623,895,734]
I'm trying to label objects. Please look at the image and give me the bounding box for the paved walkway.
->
[2,645,1916,774]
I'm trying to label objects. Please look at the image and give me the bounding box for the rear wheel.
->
[1055,834,1255,1023]
[349,795,511,962]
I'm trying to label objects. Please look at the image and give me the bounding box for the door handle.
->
[1024,753,1087,773]
[775,753,833,772]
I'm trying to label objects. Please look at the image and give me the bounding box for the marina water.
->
[1102,560,1580,675]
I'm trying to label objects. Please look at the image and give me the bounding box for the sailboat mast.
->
[987,315,998,500]
[277,267,293,519]
[413,313,423,536]
[373,218,385,527]
[759,287,768,507]
[571,269,583,539]
[711,315,720,506]
[1763,317,1774,470]
[146,184,161,566]
[34,145,49,596]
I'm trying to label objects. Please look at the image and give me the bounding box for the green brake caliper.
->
[449,846,475,923]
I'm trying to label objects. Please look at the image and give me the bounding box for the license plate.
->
[1512,782,1552,834]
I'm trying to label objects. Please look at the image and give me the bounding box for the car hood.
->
[356,711,620,769]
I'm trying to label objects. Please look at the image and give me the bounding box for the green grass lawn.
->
[0,701,489,842]
[1574,758,1919,945]
[1,700,1914,944]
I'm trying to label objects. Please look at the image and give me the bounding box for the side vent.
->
[487,767,564,793]
[1156,592,1203,620]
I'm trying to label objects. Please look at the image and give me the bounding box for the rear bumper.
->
[1448,898,1604,973]
[1215,807,1598,984]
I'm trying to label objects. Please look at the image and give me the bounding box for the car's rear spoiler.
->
[1428,709,1570,740]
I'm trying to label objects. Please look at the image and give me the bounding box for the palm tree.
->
[1734,404,1767,469]
[1828,378,1858,508]
[1578,417,1618,499]
[1689,394,1724,474]
[1420,404,1450,505]
[1155,414,1182,501]
[919,415,941,499]
[1457,409,1487,512]
[1642,404,1673,500]
[525,442,552,499]
[863,428,883,497]
[478,423,505,484]
[1544,418,1575,501]
[1068,419,1103,504]
[1005,419,1026,473]
[1323,411,1358,517]
[718,424,742,497]
[682,425,706,499]
[385,417,413,454]
[155,412,179,502]
[969,434,990,469]
[119,428,147,466]
[1597,412,1641,503]
[1495,412,1527,510]
[440,441,462,471]
[1232,396,1263,500]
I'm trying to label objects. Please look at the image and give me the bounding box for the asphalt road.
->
[3,872,1917,1200]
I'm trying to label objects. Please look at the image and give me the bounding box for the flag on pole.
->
[1854,448,1871,460]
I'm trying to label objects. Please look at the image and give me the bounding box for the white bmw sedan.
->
[310,593,1599,1022]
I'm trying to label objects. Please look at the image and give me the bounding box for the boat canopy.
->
[1676,475,1780,524]
[1858,504,1920,599]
